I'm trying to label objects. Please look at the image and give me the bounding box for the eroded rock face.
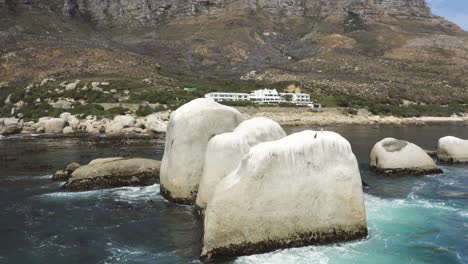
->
[370,138,442,175]
[196,117,286,211]
[65,158,161,191]
[202,131,367,258]
[437,136,468,164]
[160,98,245,204]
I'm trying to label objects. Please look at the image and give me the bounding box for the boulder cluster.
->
[42,97,468,259]
[0,112,168,136]
[160,98,368,258]
[369,136,468,175]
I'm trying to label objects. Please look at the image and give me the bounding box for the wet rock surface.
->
[64,158,161,191]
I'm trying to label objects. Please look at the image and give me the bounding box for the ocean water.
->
[0,125,467,264]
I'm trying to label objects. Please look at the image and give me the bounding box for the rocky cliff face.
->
[57,0,432,27]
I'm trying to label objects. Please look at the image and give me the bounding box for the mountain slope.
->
[0,0,467,103]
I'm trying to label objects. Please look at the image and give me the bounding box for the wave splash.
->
[35,184,162,204]
[236,193,467,264]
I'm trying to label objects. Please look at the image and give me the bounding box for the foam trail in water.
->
[1,174,53,182]
[36,184,162,204]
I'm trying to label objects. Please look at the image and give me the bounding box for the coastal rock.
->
[63,126,74,134]
[106,115,136,134]
[196,117,286,211]
[370,138,442,175]
[114,115,135,127]
[52,162,82,181]
[437,136,468,164]
[145,114,167,133]
[65,162,82,174]
[44,118,67,133]
[202,131,367,258]
[65,158,161,191]
[0,123,22,136]
[160,98,245,204]
[60,112,72,120]
[89,157,125,165]
[52,170,69,181]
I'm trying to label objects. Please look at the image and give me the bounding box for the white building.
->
[205,89,315,106]
[205,92,250,102]
[250,89,286,104]
[279,93,311,105]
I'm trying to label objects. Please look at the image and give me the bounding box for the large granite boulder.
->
[437,136,468,164]
[370,138,442,175]
[44,118,67,133]
[160,98,245,204]
[196,117,286,211]
[65,158,161,191]
[202,131,367,258]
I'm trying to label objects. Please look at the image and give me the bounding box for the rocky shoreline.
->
[236,107,468,126]
[0,111,169,137]
[2,107,468,138]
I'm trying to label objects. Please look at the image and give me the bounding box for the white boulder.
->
[65,158,161,191]
[437,136,468,164]
[202,131,367,258]
[44,118,67,133]
[196,117,286,211]
[113,115,135,127]
[160,98,245,204]
[145,114,167,133]
[370,138,442,175]
[63,126,74,135]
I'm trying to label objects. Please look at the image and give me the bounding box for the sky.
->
[426,0,468,30]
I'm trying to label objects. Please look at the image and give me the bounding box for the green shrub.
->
[136,106,155,117]
[344,11,367,33]
[107,107,130,116]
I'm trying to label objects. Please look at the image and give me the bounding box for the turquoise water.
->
[0,125,467,264]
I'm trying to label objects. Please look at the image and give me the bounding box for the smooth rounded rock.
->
[437,136,468,164]
[196,117,286,211]
[160,98,245,204]
[202,131,367,258]
[63,126,74,134]
[65,158,161,191]
[44,118,67,133]
[370,138,442,175]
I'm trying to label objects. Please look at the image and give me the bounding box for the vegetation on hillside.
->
[1,76,467,120]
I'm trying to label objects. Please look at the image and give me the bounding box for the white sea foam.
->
[102,245,177,264]
[36,184,162,204]
[1,174,53,182]
[235,193,467,264]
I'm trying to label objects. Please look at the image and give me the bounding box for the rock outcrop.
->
[370,138,442,175]
[60,0,432,28]
[196,117,286,211]
[160,98,245,204]
[202,131,367,258]
[65,157,161,191]
[437,136,468,164]
[52,162,81,181]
